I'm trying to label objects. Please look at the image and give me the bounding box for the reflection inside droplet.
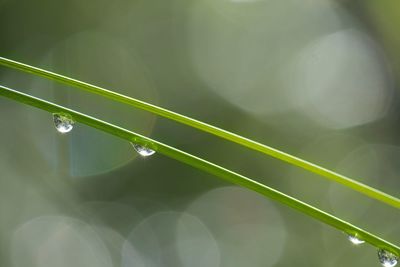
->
[378,249,398,267]
[53,113,75,133]
[131,143,155,157]
[378,249,399,267]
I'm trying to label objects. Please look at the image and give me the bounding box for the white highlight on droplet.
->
[347,234,365,245]
[131,143,155,157]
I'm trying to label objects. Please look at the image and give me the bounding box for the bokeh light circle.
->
[185,186,287,267]
[122,211,220,267]
[11,216,113,267]
[285,29,393,129]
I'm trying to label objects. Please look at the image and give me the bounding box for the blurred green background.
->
[0,0,399,266]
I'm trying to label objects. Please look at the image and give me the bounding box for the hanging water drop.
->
[347,234,365,245]
[53,113,75,133]
[131,143,156,157]
[378,249,398,267]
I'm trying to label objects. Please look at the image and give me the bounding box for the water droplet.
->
[347,234,365,245]
[378,249,398,267]
[53,113,74,133]
[131,143,155,157]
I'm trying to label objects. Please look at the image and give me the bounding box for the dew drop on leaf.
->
[347,234,365,245]
[378,249,398,267]
[53,113,74,133]
[131,143,155,157]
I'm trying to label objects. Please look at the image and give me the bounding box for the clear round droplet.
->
[378,249,398,267]
[347,234,365,245]
[131,143,155,157]
[53,113,75,133]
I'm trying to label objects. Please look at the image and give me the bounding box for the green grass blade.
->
[0,57,399,209]
[0,84,399,256]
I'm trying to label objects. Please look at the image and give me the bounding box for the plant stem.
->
[0,84,398,256]
[0,56,398,209]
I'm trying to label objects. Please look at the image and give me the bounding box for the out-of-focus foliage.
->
[0,0,399,266]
